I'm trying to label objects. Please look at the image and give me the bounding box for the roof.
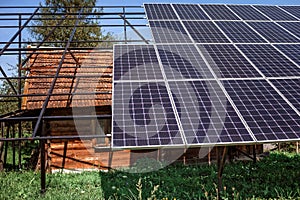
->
[22,47,113,110]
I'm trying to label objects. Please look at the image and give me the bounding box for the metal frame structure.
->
[0,5,149,192]
[0,5,280,198]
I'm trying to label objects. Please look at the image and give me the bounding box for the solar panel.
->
[169,80,254,145]
[112,4,300,150]
[112,81,184,148]
[224,79,300,142]
[144,4,178,20]
[277,22,300,39]
[216,21,267,43]
[228,5,270,20]
[200,4,240,20]
[280,6,300,19]
[275,44,300,66]
[247,22,300,43]
[237,44,300,77]
[113,45,164,81]
[271,79,300,111]
[157,44,214,79]
[199,44,262,78]
[183,21,230,43]
[254,5,298,21]
[173,4,209,20]
[149,20,192,43]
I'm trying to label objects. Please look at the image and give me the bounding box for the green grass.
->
[0,151,300,200]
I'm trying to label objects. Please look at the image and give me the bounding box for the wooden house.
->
[22,47,263,172]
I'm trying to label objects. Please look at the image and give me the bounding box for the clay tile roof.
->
[22,48,113,110]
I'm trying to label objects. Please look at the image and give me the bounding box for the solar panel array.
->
[112,4,300,149]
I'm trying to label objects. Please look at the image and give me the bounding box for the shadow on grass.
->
[99,152,300,199]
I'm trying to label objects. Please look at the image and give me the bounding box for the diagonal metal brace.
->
[118,14,149,44]
[32,8,84,137]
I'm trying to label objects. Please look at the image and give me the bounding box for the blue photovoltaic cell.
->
[169,80,254,144]
[157,44,214,79]
[113,45,163,81]
[199,44,262,78]
[183,21,230,43]
[277,22,300,39]
[228,5,270,20]
[144,4,178,20]
[271,79,300,111]
[112,81,184,147]
[216,21,266,43]
[280,6,300,19]
[200,4,240,20]
[173,4,209,20]
[149,21,192,43]
[224,79,300,142]
[237,44,300,77]
[275,44,300,66]
[254,5,298,21]
[247,22,300,43]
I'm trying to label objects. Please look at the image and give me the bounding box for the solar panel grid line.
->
[169,4,204,44]
[148,20,193,43]
[272,23,300,41]
[250,5,300,23]
[143,3,178,20]
[224,4,244,20]
[203,21,271,78]
[111,81,185,148]
[198,44,263,78]
[156,44,214,80]
[276,22,300,40]
[250,5,275,21]
[202,18,237,44]
[227,5,270,21]
[236,44,300,77]
[279,6,300,19]
[151,44,188,145]
[270,79,300,113]
[276,5,300,21]
[161,5,258,144]
[172,4,209,20]
[247,22,300,43]
[270,45,300,70]
[266,79,300,117]
[200,4,241,20]
[223,7,276,43]
[197,4,214,21]
[274,44,300,66]
[215,21,268,43]
[224,80,300,142]
[113,44,165,81]
[239,21,278,45]
[174,28,258,144]
[253,5,298,21]
[183,21,231,43]
[112,44,186,148]
[168,80,256,145]
[268,76,300,80]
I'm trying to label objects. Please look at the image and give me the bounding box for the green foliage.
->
[0,152,300,199]
[0,64,21,115]
[101,152,300,200]
[0,171,104,200]
[30,0,114,47]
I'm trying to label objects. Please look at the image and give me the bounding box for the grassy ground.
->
[0,151,299,200]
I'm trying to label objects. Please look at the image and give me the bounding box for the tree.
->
[0,65,21,115]
[30,0,113,47]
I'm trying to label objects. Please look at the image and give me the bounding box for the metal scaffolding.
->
[0,5,149,192]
